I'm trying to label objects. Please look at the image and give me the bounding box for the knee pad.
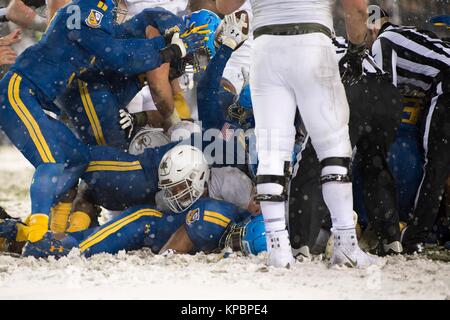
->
[320,157,352,184]
[255,161,291,202]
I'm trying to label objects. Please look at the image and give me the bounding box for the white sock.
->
[321,165,354,230]
[258,182,287,233]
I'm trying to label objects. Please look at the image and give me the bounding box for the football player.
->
[218,0,381,268]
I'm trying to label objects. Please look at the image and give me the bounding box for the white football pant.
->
[251,33,355,236]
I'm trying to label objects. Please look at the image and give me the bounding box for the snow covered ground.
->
[0,146,449,300]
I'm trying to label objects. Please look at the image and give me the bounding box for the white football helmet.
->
[158,145,210,213]
[128,128,171,155]
[167,120,202,142]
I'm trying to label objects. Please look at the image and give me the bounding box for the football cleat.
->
[22,233,77,259]
[311,228,331,255]
[331,228,385,268]
[383,241,403,255]
[293,245,311,261]
[400,226,425,254]
[266,230,295,268]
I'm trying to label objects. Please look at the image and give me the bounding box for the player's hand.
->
[0,46,17,65]
[161,25,208,62]
[221,12,249,50]
[340,41,366,85]
[27,214,49,243]
[179,23,209,55]
[119,109,136,139]
[0,29,22,46]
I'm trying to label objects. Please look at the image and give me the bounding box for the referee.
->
[367,6,450,253]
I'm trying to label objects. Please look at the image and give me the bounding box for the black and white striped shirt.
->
[333,36,385,75]
[371,23,450,97]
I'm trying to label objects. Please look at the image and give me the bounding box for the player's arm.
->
[197,45,234,129]
[145,26,178,130]
[73,8,207,76]
[171,79,191,120]
[216,0,245,15]
[160,225,194,254]
[46,0,70,23]
[5,0,47,31]
[339,0,368,84]
[197,12,249,129]
[115,7,183,39]
[340,0,368,45]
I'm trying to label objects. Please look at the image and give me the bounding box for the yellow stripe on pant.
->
[79,209,163,252]
[7,73,56,163]
[85,160,143,172]
[78,80,106,146]
[203,211,231,228]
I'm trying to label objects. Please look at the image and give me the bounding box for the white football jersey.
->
[208,167,254,210]
[156,166,254,211]
[124,0,188,16]
[250,0,335,31]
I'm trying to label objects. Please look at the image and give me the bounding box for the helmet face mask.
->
[186,48,213,73]
[227,101,253,129]
[161,177,201,212]
[226,85,254,129]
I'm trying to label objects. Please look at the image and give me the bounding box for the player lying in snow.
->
[0,198,266,258]
[52,135,258,232]
[0,147,266,258]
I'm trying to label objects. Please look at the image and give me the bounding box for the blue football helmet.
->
[241,215,267,256]
[183,9,222,71]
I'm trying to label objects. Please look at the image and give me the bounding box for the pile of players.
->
[0,0,448,269]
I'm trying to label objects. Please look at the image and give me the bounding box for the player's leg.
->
[388,128,424,221]
[61,80,129,149]
[250,35,297,268]
[403,84,450,252]
[0,72,89,242]
[288,138,329,255]
[290,33,380,267]
[78,207,163,257]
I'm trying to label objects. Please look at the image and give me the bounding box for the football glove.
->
[221,12,249,50]
[340,41,367,85]
[119,109,136,139]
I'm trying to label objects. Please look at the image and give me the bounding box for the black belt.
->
[253,23,332,39]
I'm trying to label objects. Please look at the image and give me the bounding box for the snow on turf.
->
[0,147,449,300]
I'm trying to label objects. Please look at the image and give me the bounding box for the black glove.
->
[169,58,187,81]
[340,41,367,86]
[119,109,149,139]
